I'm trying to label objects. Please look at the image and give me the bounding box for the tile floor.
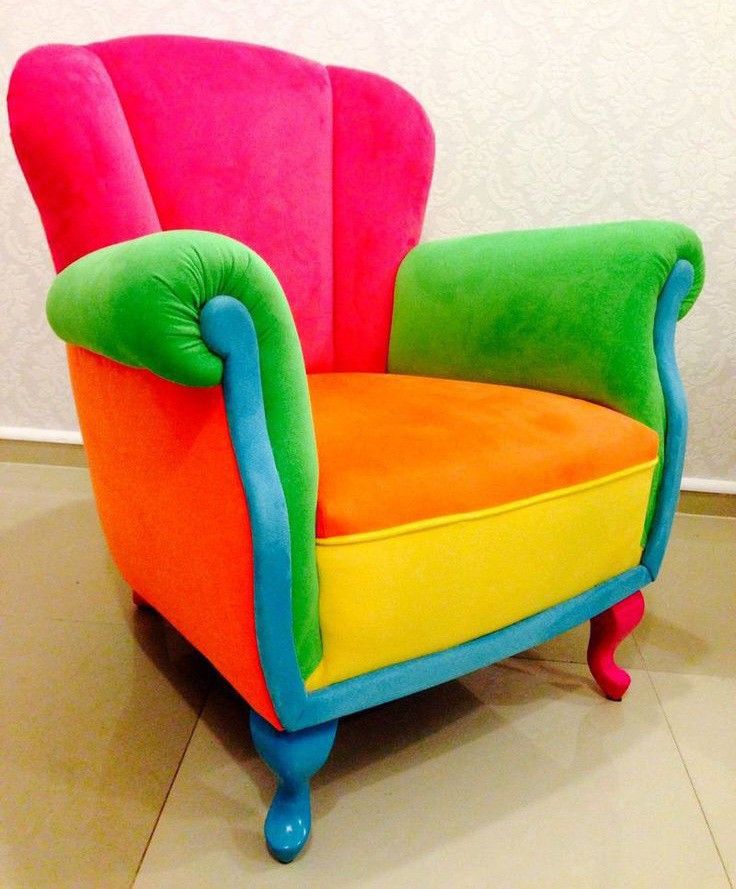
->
[0,461,734,888]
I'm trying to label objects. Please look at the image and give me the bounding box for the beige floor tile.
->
[516,619,643,668]
[636,514,736,676]
[3,463,733,886]
[0,463,133,624]
[650,671,736,883]
[0,613,211,889]
[135,661,728,889]
[0,461,92,499]
[0,463,213,887]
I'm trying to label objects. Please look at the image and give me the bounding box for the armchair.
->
[8,35,704,863]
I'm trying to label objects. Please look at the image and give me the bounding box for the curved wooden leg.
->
[587,590,645,701]
[250,711,338,863]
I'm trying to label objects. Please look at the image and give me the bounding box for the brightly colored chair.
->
[8,35,704,862]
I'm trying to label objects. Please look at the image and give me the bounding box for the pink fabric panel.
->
[328,66,434,372]
[7,45,161,273]
[89,36,334,372]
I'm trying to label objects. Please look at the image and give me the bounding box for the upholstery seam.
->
[86,43,165,231]
[316,458,658,546]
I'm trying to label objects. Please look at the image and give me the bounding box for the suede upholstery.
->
[47,230,322,679]
[7,36,705,738]
[390,221,705,531]
[8,36,434,370]
[68,345,281,725]
[309,373,659,538]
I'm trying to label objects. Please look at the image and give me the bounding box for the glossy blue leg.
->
[249,711,338,863]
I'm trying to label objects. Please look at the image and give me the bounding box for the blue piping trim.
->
[300,566,649,727]
[642,259,694,577]
[205,259,692,731]
[200,297,308,728]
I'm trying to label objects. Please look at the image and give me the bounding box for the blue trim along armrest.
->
[204,259,693,731]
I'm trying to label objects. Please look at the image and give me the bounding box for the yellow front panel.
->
[306,461,656,690]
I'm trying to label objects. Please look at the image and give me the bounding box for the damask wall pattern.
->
[1,0,734,482]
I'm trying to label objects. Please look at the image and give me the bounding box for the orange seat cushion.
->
[309,373,659,539]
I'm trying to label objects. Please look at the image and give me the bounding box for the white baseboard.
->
[0,426,83,445]
[1,427,735,494]
[681,476,736,495]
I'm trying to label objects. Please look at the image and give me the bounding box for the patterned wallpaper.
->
[1,0,734,481]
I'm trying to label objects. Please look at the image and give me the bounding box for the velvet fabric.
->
[299,565,651,727]
[389,221,705,532]
[310,461,655,689]
[309,373,658,538]
[8,34,703,726]
[7,37,707,854]
[329,66,434,370]
[68,345,281,726]
[48,230,300,387]
[8,34,434,699]
[90,36,334,372]
[7,44,161,270]
[49,231,322,678]
[8,36,434,371]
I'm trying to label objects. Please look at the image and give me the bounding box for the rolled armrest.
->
[48,229,321,677]
[48,228,304,386]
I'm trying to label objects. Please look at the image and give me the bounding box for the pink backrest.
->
[8,35,434,372]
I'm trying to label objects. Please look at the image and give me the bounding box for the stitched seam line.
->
[86,43,165,231]
[317,458,658,546]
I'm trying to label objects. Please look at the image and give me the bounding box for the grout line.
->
[514,652,586,667]
[631,627,647,669]
[642,667,733,888]
[131,681,213,886]
[628,663,734,678]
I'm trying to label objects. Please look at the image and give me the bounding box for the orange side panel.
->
[309,373,660,538]
[68,346,280,727]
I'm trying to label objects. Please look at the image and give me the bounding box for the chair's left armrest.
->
[48,228,307,387]
[48,229,321,679]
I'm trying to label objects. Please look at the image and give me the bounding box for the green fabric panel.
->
[47,229,321,678]
[389,221,705,536]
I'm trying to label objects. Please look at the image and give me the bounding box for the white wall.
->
[1,0,734,484]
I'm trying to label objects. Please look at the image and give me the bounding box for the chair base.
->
[249,711,338,863]
[131,590,154,610]
[587,590,645,700]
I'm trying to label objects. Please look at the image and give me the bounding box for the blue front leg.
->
[250,711,338,863]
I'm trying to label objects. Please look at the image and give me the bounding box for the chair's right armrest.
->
[389,220,705,544]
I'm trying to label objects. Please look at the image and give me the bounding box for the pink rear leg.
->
[587,591,645,701]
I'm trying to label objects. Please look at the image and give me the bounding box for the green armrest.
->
[47,229,321,676]
[389,220,705,532]
[48,229,305,387]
